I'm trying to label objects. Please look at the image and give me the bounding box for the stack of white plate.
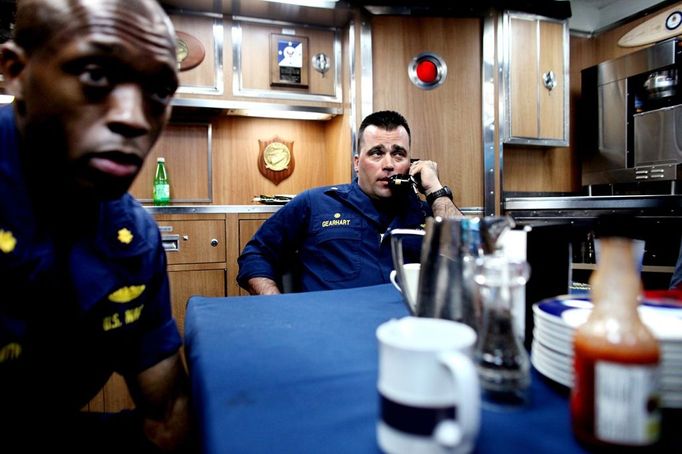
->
[531,297,682,409]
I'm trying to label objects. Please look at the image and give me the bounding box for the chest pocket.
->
[308,214,363,283]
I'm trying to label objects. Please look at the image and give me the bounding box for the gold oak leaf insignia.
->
[117,228,133,244]
[0,230,17,253]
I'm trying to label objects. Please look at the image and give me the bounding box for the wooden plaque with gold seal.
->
[258,137,295,185]
[176,31,205,71]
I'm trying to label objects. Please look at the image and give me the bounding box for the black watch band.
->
[426,186,453,206]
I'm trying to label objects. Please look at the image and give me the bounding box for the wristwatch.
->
[426,186,453,206]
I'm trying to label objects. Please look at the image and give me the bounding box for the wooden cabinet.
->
[237,215,270,295]
[503,12,569,146]
[167,11,343,113]
[235,20,340,102]
[170,13,224,97]
[156,215,228,331]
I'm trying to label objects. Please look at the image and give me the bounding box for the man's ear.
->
[353,154,359,172]
[0,42,27,99]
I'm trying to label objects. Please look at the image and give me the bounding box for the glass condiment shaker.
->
[473,255,531,409]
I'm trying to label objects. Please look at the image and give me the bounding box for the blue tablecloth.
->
[185,284,587,453]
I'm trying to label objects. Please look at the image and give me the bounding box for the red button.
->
[416,59,438,84]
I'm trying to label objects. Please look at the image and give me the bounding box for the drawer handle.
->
[210,239,219,247]
[162,234,180,252]
[183,235,189,241]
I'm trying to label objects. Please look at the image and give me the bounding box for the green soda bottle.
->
[153,157,170,206]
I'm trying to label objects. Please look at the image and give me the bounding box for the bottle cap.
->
[157,157,165,162]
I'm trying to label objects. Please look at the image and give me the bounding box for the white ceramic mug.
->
[389,263,420,305]
[376,317,480,454]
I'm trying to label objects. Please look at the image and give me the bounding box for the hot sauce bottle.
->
[571,219,661,450]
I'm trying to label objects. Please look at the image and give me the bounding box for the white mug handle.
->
[436,351,480,449]
[389,270,402,293]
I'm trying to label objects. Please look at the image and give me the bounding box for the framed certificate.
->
[270,34,309,88]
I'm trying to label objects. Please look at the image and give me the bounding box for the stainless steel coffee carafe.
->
[390,216,515,330]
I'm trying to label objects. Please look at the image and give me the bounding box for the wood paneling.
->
[212,117,351,205]
[324,114,353,184]
[101,373,134,411]
[240,22,337,97]
[510,18,538,138]
[130,123,211,203]
[370,16,483,209]
[539,21,565,140]
[83,373,133,412]
[170,14,219,92]
[504,146,575,192]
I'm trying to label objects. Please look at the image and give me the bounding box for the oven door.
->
[634,104,682,166]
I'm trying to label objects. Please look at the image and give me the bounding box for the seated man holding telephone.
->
[237,110,461,295]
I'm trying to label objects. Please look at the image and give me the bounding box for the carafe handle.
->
[390,228,425,315]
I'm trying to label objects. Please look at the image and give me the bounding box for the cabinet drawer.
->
[157,219,226,265]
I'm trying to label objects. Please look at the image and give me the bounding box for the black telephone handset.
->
[388,173,424,195]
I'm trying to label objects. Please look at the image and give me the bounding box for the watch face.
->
[666,11,681,30]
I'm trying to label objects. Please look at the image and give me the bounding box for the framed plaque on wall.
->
[270,33,309,88]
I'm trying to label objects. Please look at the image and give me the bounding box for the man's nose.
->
[105,84,150,137]
[381,153,396,169]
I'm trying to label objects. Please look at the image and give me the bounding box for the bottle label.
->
[154,183,170,200]
[595,361,661,445]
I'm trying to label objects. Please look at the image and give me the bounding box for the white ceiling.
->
[568,0,672,34]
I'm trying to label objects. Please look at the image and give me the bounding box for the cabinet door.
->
[538,20,565,141]
[238,219,268,295]
[509,17,538,140]
[168,267,227,336]
[170,13,224,97]
[505,12,569,146]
